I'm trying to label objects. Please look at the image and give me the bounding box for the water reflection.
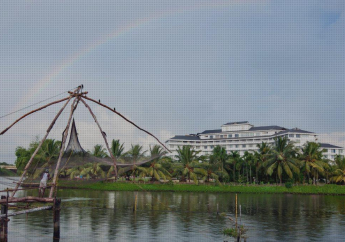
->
[0,178,343,241]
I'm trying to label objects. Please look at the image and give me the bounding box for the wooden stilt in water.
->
[80,98,118,178]
[53,198,61,242]
[49,95,81,198]
[0,196,8,242]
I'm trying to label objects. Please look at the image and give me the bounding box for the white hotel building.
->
[166,121,343,160]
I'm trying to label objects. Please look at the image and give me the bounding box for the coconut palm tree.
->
[243,151,256,183]
[90,144,108,158]
[124,144,147,182]
[254,142,271,183]
[135,145,170,182]
[299,142,325,184]
[111,139,125,158]
[41,139,61,162]
[330,155,345,184]
[264,137,300,185]
[211,146,228,172]
[196,162,220,184]
[227,151,241,182]
[173,146,204,183]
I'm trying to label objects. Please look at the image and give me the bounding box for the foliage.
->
[285,182,293,188]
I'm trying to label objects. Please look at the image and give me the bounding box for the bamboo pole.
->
[0,97,69,135]
[0,196,54,204]
[79,98,118,178]
[53,198,61,241]
[49,95,81,198]
[11,96,74,198]
[0,206,52,218]
[82,96,171,152]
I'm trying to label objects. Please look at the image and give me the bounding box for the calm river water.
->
[2,177,345,241]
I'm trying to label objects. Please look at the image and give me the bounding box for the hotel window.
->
[229,145,233,148]
[196,146,200,149]
[289,134,294,138]
[332,149,336,153]
[324,155,328,159]
[228,134,232,138]
[296,134,300,138]
[216,135,220,138]
[249,144,253,147]
[210,146,214,149]
[204,146,207,149]
[210,135,213,139]
[235,134,239,138]
[255,133,260,136]
[242,145,246,148]
[220,135,223,138]
[235,145,239,148]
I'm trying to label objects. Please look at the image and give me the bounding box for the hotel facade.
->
[166,121,343,160]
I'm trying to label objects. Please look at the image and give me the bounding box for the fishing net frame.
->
[0,86,170,199]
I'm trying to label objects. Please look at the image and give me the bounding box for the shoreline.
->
[54,181,345,196]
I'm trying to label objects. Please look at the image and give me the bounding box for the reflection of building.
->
[166,121,343,160]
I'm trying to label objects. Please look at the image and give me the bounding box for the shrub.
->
[285,182,293,189]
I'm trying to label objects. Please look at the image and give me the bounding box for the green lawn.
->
[57,180,345,195]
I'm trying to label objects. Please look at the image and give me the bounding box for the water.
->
[1,177,345,241]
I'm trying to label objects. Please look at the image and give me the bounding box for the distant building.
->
[166,121,343,160]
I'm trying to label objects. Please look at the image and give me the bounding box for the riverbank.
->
[57,180,345,195]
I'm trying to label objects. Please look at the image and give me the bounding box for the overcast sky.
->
[1,0,345,163]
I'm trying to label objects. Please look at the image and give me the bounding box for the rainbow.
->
[13,0,267,111]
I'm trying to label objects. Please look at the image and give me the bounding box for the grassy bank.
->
[57,180,345,195]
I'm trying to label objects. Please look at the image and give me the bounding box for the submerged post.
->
[53,198,61,242]
[0,196,8,242]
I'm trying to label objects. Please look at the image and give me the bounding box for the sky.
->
[1,0,345,163]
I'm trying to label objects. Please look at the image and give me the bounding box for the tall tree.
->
[330,155,345,184]
[110,139,125,158]
[174,146,204,183]
[264,137,300,185]
[227,151,241,182]
[124,144,147,182]
[90,144,108,158]
[254,142,271,183]
[299,142,325,184]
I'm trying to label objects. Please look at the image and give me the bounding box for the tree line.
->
[14,136,345,185]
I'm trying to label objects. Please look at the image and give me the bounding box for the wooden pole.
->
[0,196,54,204]
[0,206,52,218]
[49,95,80,198]
[79,98,118,178]
[53,198,61,241]
[0,196,8,242]
[11,96,74,198]
[82,96,171,152]
[0,97,70,135]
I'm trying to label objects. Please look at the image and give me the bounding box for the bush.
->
[285,182,293,189]
[166,180,174,186]
[260,181,264,185]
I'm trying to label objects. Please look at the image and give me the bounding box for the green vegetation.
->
[56,180,345,195]
[0,168,17,176]
[15,137,345,189]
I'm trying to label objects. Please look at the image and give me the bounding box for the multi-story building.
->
[166,121,343,160]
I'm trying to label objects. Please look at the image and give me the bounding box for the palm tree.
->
[139,145,170,182]
[111,139,125,158]
[264,137,299,185]
[299,142,325,184]
[211,146,228,172]
[174,146,204,183]
[227,151,241,182]
[90,144,108,158]
[243,151,256,183]
[196,162,220,184]
[330,155,345,184]
[41,139,61,162]
[254,142,271,183]
[125,144,147,182]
